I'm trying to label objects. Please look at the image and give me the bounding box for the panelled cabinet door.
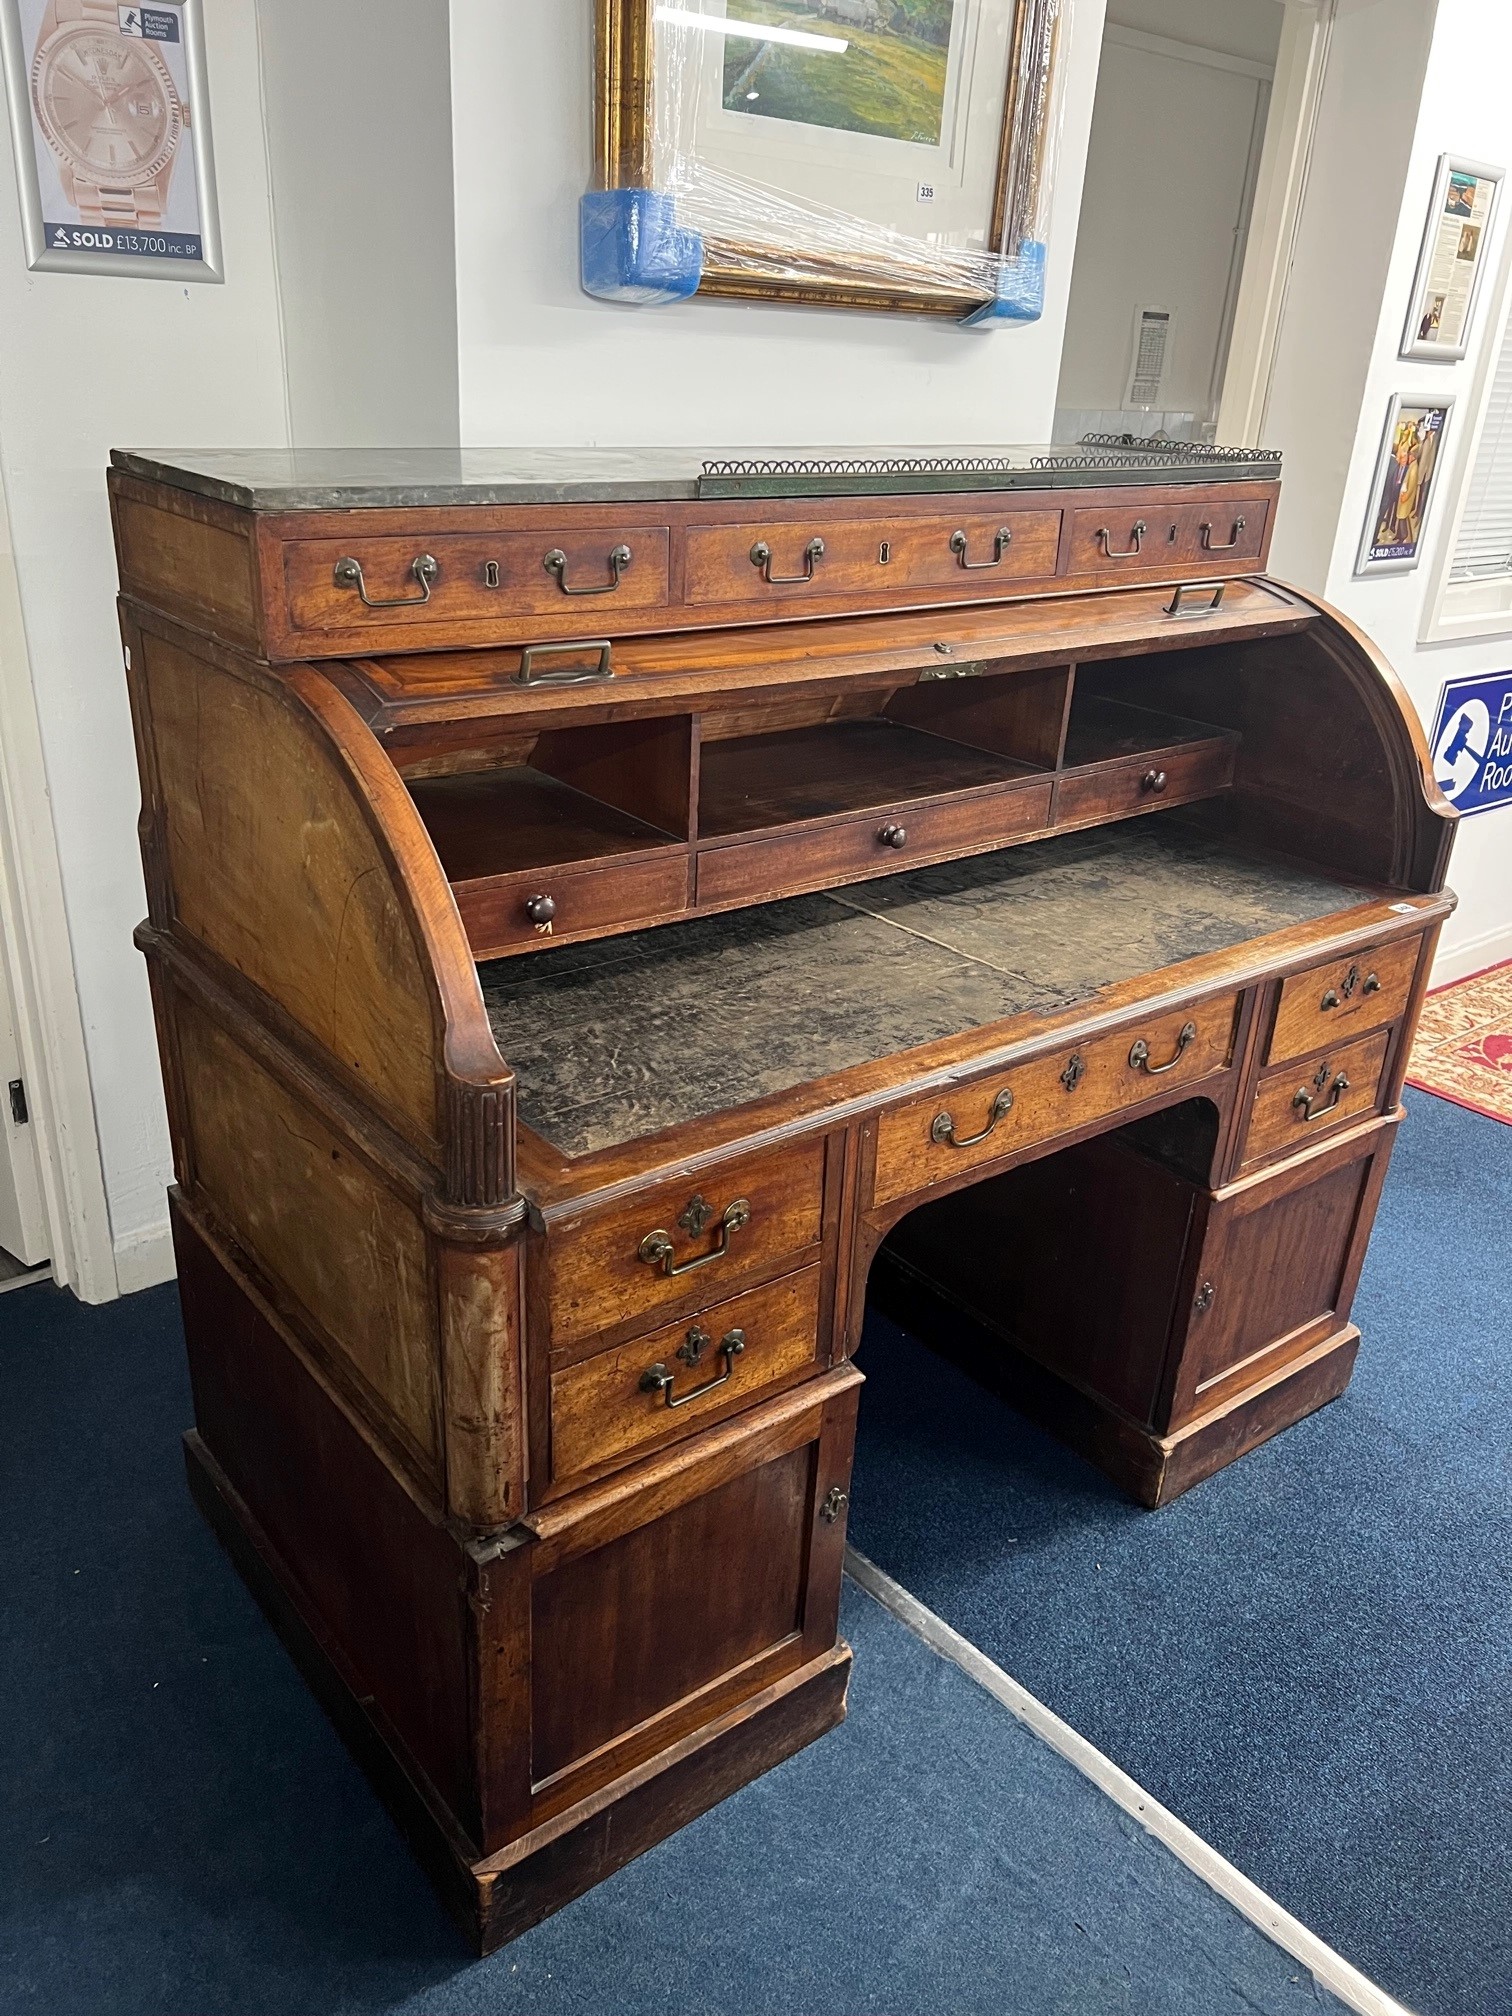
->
[1167,1129,1392,1427]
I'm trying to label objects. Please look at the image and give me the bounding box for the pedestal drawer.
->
[696,777,1054,909]
[1265,935,1421,1064]
[548,1266,824,1488]
[873,995,1240,1206]
[545,1135,828,1350]
[1242,1026,1393,1168]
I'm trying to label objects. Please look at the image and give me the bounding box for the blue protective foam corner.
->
[960,241,1047,327]
[580,188,704,305]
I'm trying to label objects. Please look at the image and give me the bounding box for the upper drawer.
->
[544,1134,828,1350]
[1265,935,1422,1065]
[279,527,674,637]
[683,511,1062,607]
[1066,497,1271,576]
[873,996,1239,1207]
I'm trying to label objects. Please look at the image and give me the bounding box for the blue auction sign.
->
[1430,671,1512,816]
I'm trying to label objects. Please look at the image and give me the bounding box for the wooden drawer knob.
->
[1140,769,1168,795]
[879,823,908,849]
[524,894,557,927]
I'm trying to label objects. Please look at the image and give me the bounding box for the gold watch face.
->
[31,26,181,185]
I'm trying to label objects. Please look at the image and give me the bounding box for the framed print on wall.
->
[1356,395,1454,577]
[590,0,1067,319]
[1400,153,1501,362]
[0,0,222,280]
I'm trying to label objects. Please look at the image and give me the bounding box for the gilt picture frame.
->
[593,0,1062,316]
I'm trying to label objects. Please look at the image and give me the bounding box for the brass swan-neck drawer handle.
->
[543,544,633,595]
[950,526,1013,570]
[750,536,825,585]
[638,1197,751,1276]
[1129,1021,1197,1075]
[1293,1071,1350,1122]
[1097,520,1146,558]
[931,1086,1014,1149]
[640,1328,745,1410]
[333,553,437,607]
[1200,516,1247,551]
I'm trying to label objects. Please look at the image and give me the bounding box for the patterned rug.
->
[1406,957,1512,1123]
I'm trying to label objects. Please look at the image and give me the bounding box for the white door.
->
[1057,34,1271,428]
[0,939,48,1265]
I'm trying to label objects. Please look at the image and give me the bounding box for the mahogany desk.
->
[109,444,1455,1950]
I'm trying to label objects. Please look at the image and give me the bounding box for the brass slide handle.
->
[950,527,1013,570]
[750,537,825,585]
[333,553,437,607]
[638,1198,751,1276]
[931,1086,1014,1149]
[640,1328,745,1410]
[1097,520,1146,558]
[1200,516,1247,551]
[1165,581,1226,617]
[1293,1071,1350,1122]
[512,640,615,687]
[543,544,632,595]
[1129,1021,1197,1075]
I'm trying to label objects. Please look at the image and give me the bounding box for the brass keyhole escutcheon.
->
[1060,1053,1086,1092]
[821,1485,849,1524]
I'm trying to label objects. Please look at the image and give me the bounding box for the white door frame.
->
[0,465,118,1301]
[1216,0,1337,447]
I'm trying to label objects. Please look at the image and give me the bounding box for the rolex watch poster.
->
[0,0,222,278]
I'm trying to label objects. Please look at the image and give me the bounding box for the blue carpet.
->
[0,1276,1350,2012]
[851,1090,1512,2016]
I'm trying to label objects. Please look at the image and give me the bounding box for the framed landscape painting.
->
[593,0,1065,315]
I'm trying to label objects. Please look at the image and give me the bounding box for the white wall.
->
[256,0,459,448]
[0,0,289,1289]
[1268,0,1512,981]
[448,0,1110,451]
[1106,0,1285,65]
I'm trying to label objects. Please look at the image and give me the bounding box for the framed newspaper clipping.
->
[1401,154,1501,363]
[0,0,222,280]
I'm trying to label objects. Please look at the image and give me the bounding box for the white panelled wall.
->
[1265,0,1512,983]
[0,0,288,1294]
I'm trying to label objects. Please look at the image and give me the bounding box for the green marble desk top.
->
[479,823,1364,1160]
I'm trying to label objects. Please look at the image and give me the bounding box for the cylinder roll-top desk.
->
[109,443,1454,1950]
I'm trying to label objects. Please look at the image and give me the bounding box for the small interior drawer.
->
[452,849,689,958]
[1242,1026,1393,1168]
[548,1266,824,1488]
[873,995,1239,1207]
[1266,935,1421,1064]
[280,526,673,634]
[1055,732,1235,829]
[696,777,1054,909]
[682,510,1062,606]
[545,1135,828,1350]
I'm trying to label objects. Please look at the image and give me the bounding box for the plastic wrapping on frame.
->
[582,0,1069,327]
